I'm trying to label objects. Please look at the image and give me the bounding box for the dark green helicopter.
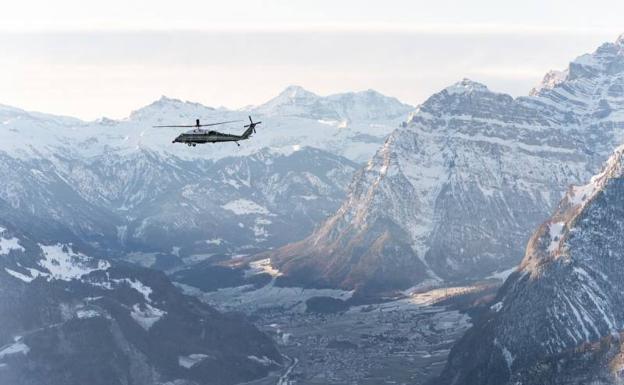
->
[155,116,261,147]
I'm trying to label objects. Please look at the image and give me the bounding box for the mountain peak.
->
[129,96,214,120]
[147,95,212,109]
[443,78,489,95]
[157,95,181,103]
[278,85,318,100]
[563,34,624,81]
[529,69,568,96]
[255,85,411,121]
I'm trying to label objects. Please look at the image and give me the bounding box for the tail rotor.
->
[244,115,261,134]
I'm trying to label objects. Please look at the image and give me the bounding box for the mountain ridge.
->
[436,142,624,385]
[0,224,281,385]
[266,34,624,294]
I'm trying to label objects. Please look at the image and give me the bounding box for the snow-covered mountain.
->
[0,143,357,267]
[1,86,411,164]
[436,144,624,385]
[0,224,281,385]
[108,148,357,260]
[0,86,411,263]
[267,35,624,294]
[255,85,413,122]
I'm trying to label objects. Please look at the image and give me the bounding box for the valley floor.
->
[191,284,471,385]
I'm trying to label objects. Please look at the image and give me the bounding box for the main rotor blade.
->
[197,120,243,127]
[153,119,242,128]
[152,125,196,128]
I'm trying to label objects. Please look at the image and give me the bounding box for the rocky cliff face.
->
[436,142,624,384]
[268,36,624,293]
[0,224,281,385]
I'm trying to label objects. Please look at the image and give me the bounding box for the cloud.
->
[0,29,616,119]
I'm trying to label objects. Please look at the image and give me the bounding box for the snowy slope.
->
[0,224,281,385]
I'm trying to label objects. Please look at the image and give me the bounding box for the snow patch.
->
[116,278,153,302]
[252,218,272,239]
[547,222,565,253]
[570,182,597,205]
[0,342,29,359]
[0,232,24,255]
[178,354,210,369]
[247,258,281,277]
[222,199,270,215]
[487,267,517,281]
[409,285,483,306]
[38,244,110,281]
[76,309,102,319]
[247,355,278,366]
[4,268,36,283]
[491,302,503,312]
[494,338,514,371]
[130,303,166,330]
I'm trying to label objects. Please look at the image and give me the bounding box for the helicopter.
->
[154,116,261,147]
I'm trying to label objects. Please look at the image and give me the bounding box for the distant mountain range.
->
[0,87,411,266]
[1,86,411,163]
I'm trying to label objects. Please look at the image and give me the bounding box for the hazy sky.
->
[2,0,623,119]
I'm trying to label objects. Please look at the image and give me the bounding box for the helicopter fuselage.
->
[172,129,247,146]
[160,116,260,147]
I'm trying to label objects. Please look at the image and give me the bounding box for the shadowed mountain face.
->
[0,225,281,385]
[0,148,357,261]
[267,36,624,294]
[436,144,624,385]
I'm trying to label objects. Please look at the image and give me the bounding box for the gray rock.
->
[270,36,624,293]
[437,139,624,385]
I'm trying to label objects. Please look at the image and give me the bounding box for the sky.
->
[1,0,623,120]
